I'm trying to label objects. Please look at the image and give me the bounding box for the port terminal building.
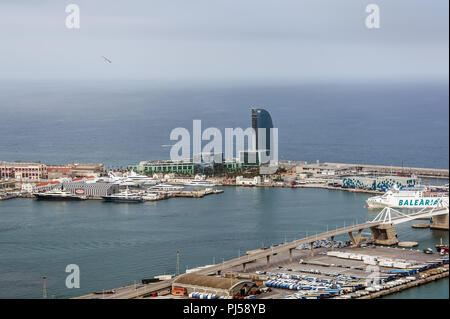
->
[172,273,255,298]
[33,181,118,197]
[61,182,119,197]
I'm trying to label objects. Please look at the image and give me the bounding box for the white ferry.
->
[366,186,449,209]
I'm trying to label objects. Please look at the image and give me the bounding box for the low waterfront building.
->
[47,163,104,179]
[236,176,261,186]
[61,181,119,197]
[172,273,255,298]
[0,162,48,180]
[295,162,354,177]
[35,181,61,192]
[129,160,195,175]
[128,157,262,176]
[342,176,419,191]
[47,165,73,179]
[71,163,104,177]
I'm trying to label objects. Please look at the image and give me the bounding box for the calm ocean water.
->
[0,81,448,299]
[0,187,448,299]
[0,80,448,168]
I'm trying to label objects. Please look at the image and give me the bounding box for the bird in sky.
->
[101,56,112,64]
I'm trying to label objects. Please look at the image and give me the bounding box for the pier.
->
[325,162,449,179]
[76,204,449,299]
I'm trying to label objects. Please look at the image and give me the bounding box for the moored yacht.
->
[183,180,216,187]
[101,188,143,203]
[122,171,160,186]
[33,188,87,201]
[150,184,184,191]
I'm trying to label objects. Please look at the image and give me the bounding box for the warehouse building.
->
[61,182,118,197]
[172,273,255,298]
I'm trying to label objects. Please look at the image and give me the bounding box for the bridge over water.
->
[76,204,448,299]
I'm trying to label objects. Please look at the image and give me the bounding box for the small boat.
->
[183,180,216,187]
[142,193,160,201]
[435,238,449,255]
[150,184,184,191]
[423,248,434,254]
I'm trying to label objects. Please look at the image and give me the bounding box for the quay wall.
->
[326,162,449,179]
[358,270,449,299]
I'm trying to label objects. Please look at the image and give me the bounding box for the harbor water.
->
[0,187,448,299]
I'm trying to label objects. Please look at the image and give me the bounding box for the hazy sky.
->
[0,0,448,83]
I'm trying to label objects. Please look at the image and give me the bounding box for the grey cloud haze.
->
[0,0,448,83]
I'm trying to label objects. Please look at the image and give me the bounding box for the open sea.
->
[0,80,448,168]
[0,80,448,298]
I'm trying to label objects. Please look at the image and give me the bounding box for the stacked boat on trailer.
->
[188,292,226,299]
[264,271,365,299]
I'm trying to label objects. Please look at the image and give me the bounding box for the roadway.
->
[76,206,448,299]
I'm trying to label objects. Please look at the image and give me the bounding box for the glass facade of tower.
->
[251,108,273,157]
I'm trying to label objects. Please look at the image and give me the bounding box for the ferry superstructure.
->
[366,186,449,209]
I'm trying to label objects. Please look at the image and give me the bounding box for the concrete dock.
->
[325,162,449,179]
[75,205,449,300]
